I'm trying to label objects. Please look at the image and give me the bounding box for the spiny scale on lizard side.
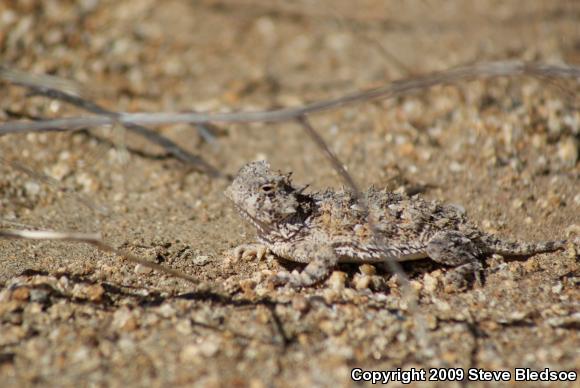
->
[225,160,575,289]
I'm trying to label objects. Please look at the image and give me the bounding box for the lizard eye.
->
[260,184,274,193]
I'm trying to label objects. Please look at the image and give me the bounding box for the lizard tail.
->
[480,235,569,257]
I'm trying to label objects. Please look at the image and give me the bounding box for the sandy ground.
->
[0,1,579,386]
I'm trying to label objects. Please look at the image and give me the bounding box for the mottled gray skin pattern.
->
[226,161,571,288]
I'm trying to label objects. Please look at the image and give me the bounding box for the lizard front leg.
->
[274,244,338,287]
[230,243,269,262]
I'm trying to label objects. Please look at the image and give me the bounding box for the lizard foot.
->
[229,243,269,263]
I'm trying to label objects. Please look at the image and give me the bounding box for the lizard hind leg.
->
[426,230,484,290]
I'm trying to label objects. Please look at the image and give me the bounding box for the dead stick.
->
[1,61,578,134]
[0,229,200,284]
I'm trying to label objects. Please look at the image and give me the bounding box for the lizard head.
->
[225,161,304,234]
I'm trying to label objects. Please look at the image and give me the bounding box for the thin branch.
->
[0,229,201,284]
[1,61,578,135]
[0,67,223,178]
[296,116,432,357]
[295,116,360,191]
[296,116,405,276]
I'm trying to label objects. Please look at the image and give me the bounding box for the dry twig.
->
[1,61,578,134]
[0,67,223,177]
[0,228,201,284]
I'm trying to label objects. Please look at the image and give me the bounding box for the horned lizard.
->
[226,161,575,289]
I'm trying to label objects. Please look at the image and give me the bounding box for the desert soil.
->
[0,1,579,387]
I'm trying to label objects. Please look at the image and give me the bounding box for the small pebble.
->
[424,314,438,330]
[112,308,138,332]
[322,288,339,304]
[134,264,153,275]
[423,273,439,293]
[546,193,563,208]
[11,287,30,302]
[176,319,192,335]
[410,280,422,292]
[565,224,580,238]
[85,284,105,302]
[180,338,220,360]
[398,143,417,158]
[199,339,220,357]
[358,264,376,276]
[318,320,336,336]
[24,181,41,196]
[29,288,51,304]
[327,271,347,291]
[524,259,541,273]
[240,279,257,299]
[557,137,578,165]
[353,274,371,290]
[449,161,464,172]
[239,279,257,293]
[192,255,210,266]
[157,303,176,318]
[255,282,274,297]
[291,295,309,313]
[180,344,202,362]
[50,161,71,181]
[432,298,451,312]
